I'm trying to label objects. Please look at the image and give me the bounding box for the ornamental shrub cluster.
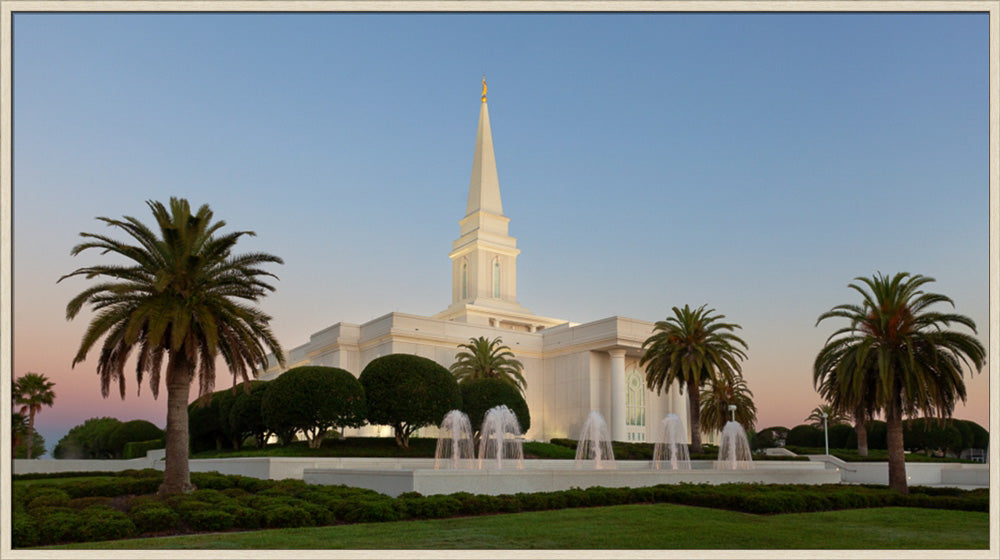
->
[191,357,464,452]
[52,418,164,459]
[12,470,987,548]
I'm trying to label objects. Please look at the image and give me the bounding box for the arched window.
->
[461,260,468,300]
[626,369,646,441]
[492,259,501,298]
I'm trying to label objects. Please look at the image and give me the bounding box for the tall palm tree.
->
[640,304,748,454]
[12,372,56,459]
[814,272,984,493]
[804,404,849,429]
[449,336,526,393]
[699,374,757,434]
[60,198,285,494]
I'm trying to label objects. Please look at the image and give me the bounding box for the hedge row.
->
[12,470,987,548]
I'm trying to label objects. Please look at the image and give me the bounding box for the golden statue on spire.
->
[481,75,488,102]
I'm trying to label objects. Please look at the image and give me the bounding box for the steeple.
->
[466,77,504,217]
[435,79,567,332]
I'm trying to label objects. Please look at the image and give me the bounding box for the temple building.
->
[259,81,692,444]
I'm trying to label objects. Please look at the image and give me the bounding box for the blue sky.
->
[10,11,991,455]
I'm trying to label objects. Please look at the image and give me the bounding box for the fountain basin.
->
[303,459,840,497]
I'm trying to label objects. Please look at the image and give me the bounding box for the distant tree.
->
[640,304,748,454]
[11,412,28,454]
[459,377,530,439]
[786,424,824,448]
[13,373,57,459]
[450,337,526,393]
[698,375,757,433]
[14,429,46,459]
[754,426,788,449]
[804,404,849,429]
[106,420,164,458]
[229,380,272,449]
[814,272,985,493]
[60,198,285,494]
[53,417,123,459]
[361,354,461,448]
[262,366,367,449]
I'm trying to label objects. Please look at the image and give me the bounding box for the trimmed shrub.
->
[130,503,181,534]
[185,509,235,532]
[360,354,462,448]
[459,377,530,435]
[262,366,367,449]
[106,420,164,458]
[27,489,70,510]
[786,424,824,447]
[827,424,854,449]
[11,513,39,547]
[123,438,165,459]
[229,380,272,449]
[261,504,312,528]
[33,507,84,545]
[53,417,122,459]
[77,506,137,542]
[754,426,788,448]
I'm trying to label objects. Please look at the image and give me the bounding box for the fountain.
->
[477,405,524,469]
[652,414,691,470]
[574,411,616,469]
[715,421,754,470]
[434,410,475,469]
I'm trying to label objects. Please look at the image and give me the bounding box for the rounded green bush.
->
[78,507,137,542]
[33,508,84,545]
[459,377,530,434]
[106,420,164,458]
[27,490,70,510]
[225,505,262,529]
[360,354,461,447]
[262,366,367,448]
[68,496,112,510]
[130,503,181,534]
[11,514,39,547]
[261,504,312,528]
[185,509,235,532]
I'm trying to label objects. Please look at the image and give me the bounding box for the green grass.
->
[42,504,988,550]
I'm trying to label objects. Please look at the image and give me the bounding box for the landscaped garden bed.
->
[12,469,987,548]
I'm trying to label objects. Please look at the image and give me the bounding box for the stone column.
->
[608,349,627,443]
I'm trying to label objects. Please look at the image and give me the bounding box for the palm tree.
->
[804,404,849,429]
[814,272,984,493]
[449,336,526,393]
[60,198,285,494]
[699,374,757,434]
[640,304,748,454]
[12,372,56,459]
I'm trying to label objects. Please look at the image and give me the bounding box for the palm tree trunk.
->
[853,406,868,457]
[25,409,36,460]
[159,355,196,495]
[688,379,703,454]
[885,394,908,494]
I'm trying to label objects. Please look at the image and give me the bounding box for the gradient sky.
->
[9,11,991,457]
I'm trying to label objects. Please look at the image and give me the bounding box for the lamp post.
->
[728,404,737,423]
[822,412,829,456]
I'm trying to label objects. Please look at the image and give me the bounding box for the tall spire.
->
[466,77,504,217]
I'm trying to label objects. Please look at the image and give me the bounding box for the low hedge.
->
[10,470,988,548]
[123,438,165,460]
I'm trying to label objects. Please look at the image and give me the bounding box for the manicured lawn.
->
[44,504,988,550]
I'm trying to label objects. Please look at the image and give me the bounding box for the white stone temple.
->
[259,81,692,444]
